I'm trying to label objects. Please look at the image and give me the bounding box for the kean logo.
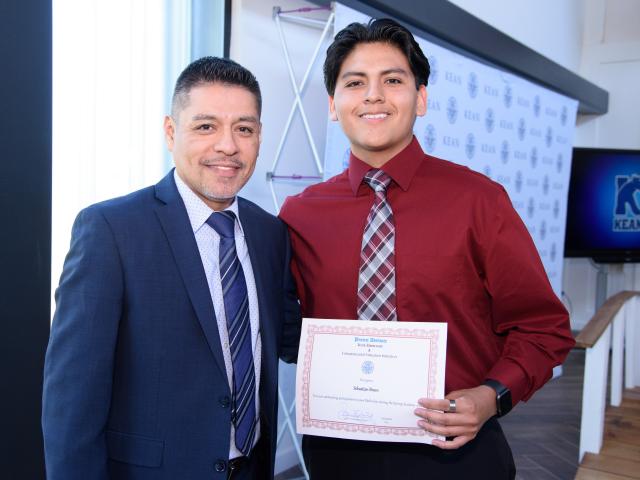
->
[533,95,541,117]
[561,105,568,126]
[424,124,437,153]
[485,107,495,133]
[517,118,526,141]
[527,197,535,218]
[361,360,374,375]
[465,133,476,159]
[515,171,523,193]
[543,175,550,195]
[341,148,350,170]
[501,141,510,164]
[503,84,513,108]
[447,97,458,124]
[468,72,478,98]
[428,55,438,85]
[530,147,538,169]
[545,127,553,148]
[613,174,640,231]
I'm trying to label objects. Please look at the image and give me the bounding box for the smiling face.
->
[164,82,261,211]
[329,42,427,167]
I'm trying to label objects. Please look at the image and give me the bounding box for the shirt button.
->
[214,460,226,472]
[219,396,230,408]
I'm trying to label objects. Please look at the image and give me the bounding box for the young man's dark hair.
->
[323,18,430,96]
[171,56,262,117]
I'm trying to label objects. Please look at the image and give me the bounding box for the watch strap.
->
[484,378,512,417]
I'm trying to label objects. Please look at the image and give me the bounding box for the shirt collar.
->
[173,169,243,235]
[347,136,425,195]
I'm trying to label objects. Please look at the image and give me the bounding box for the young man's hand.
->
[414,385,497,449]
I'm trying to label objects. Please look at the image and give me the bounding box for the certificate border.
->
[300,324,440,439]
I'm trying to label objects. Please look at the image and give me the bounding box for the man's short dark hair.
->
[171,56,262,118]
[323,18,430,96]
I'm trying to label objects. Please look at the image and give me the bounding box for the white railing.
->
[575,291,640,461]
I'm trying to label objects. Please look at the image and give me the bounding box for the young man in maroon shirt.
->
[279,18,574,479]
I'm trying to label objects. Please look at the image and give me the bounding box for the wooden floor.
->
[276,349,639,480]
[500,348,584,480]
[574,388,640,479]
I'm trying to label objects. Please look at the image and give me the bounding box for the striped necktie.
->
[357,169,397,321]
[206,210,257,456]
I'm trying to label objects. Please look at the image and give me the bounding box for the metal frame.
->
[275,386,308,480]
[271,8,334,478]
[268,5,334,212]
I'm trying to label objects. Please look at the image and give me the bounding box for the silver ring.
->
[448,399,456,413]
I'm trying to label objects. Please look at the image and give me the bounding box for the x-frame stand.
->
[267,5,335,211]
[271,5,335,479]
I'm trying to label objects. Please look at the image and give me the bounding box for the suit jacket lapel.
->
[154,171,228,381]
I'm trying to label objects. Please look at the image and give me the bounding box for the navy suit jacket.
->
[42,171,301,479]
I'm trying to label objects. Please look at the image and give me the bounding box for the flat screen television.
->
[565,147,640,263]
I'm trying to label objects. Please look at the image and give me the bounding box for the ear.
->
[258,122,263,144]
[163,116,175,151]
[328,95,338,122]
[416,85,427,117]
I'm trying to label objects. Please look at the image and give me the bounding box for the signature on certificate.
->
[337,404,374,422]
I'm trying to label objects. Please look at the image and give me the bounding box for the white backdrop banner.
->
[323,4,579,295]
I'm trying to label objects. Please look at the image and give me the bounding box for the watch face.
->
[485,379,511,417]
[498,390,513,416]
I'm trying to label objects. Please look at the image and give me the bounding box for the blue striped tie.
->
[206,211,257,456]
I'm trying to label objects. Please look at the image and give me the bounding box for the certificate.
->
[295,318,447,444]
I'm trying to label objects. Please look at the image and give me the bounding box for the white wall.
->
[452,0,640,329]
[449,0,585,74]
[576,0,640,149]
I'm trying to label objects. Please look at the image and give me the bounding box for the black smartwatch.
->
[483,379,512,417]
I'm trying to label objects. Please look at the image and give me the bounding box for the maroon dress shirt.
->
[279,137,574,406]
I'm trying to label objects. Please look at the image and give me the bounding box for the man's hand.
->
[414,385,497,450]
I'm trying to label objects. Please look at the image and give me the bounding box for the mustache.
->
[200,158,244,168]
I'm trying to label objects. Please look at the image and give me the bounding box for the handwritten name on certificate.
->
[296,318,447,444]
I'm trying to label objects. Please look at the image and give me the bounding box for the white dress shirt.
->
[174,170,261,459]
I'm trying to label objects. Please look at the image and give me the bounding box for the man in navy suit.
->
[42,57,301,479]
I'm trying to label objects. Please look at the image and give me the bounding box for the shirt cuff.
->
[485,359,532,406]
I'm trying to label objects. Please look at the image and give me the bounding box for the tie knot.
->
[206,210,236,238]
[363,169,392,193]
